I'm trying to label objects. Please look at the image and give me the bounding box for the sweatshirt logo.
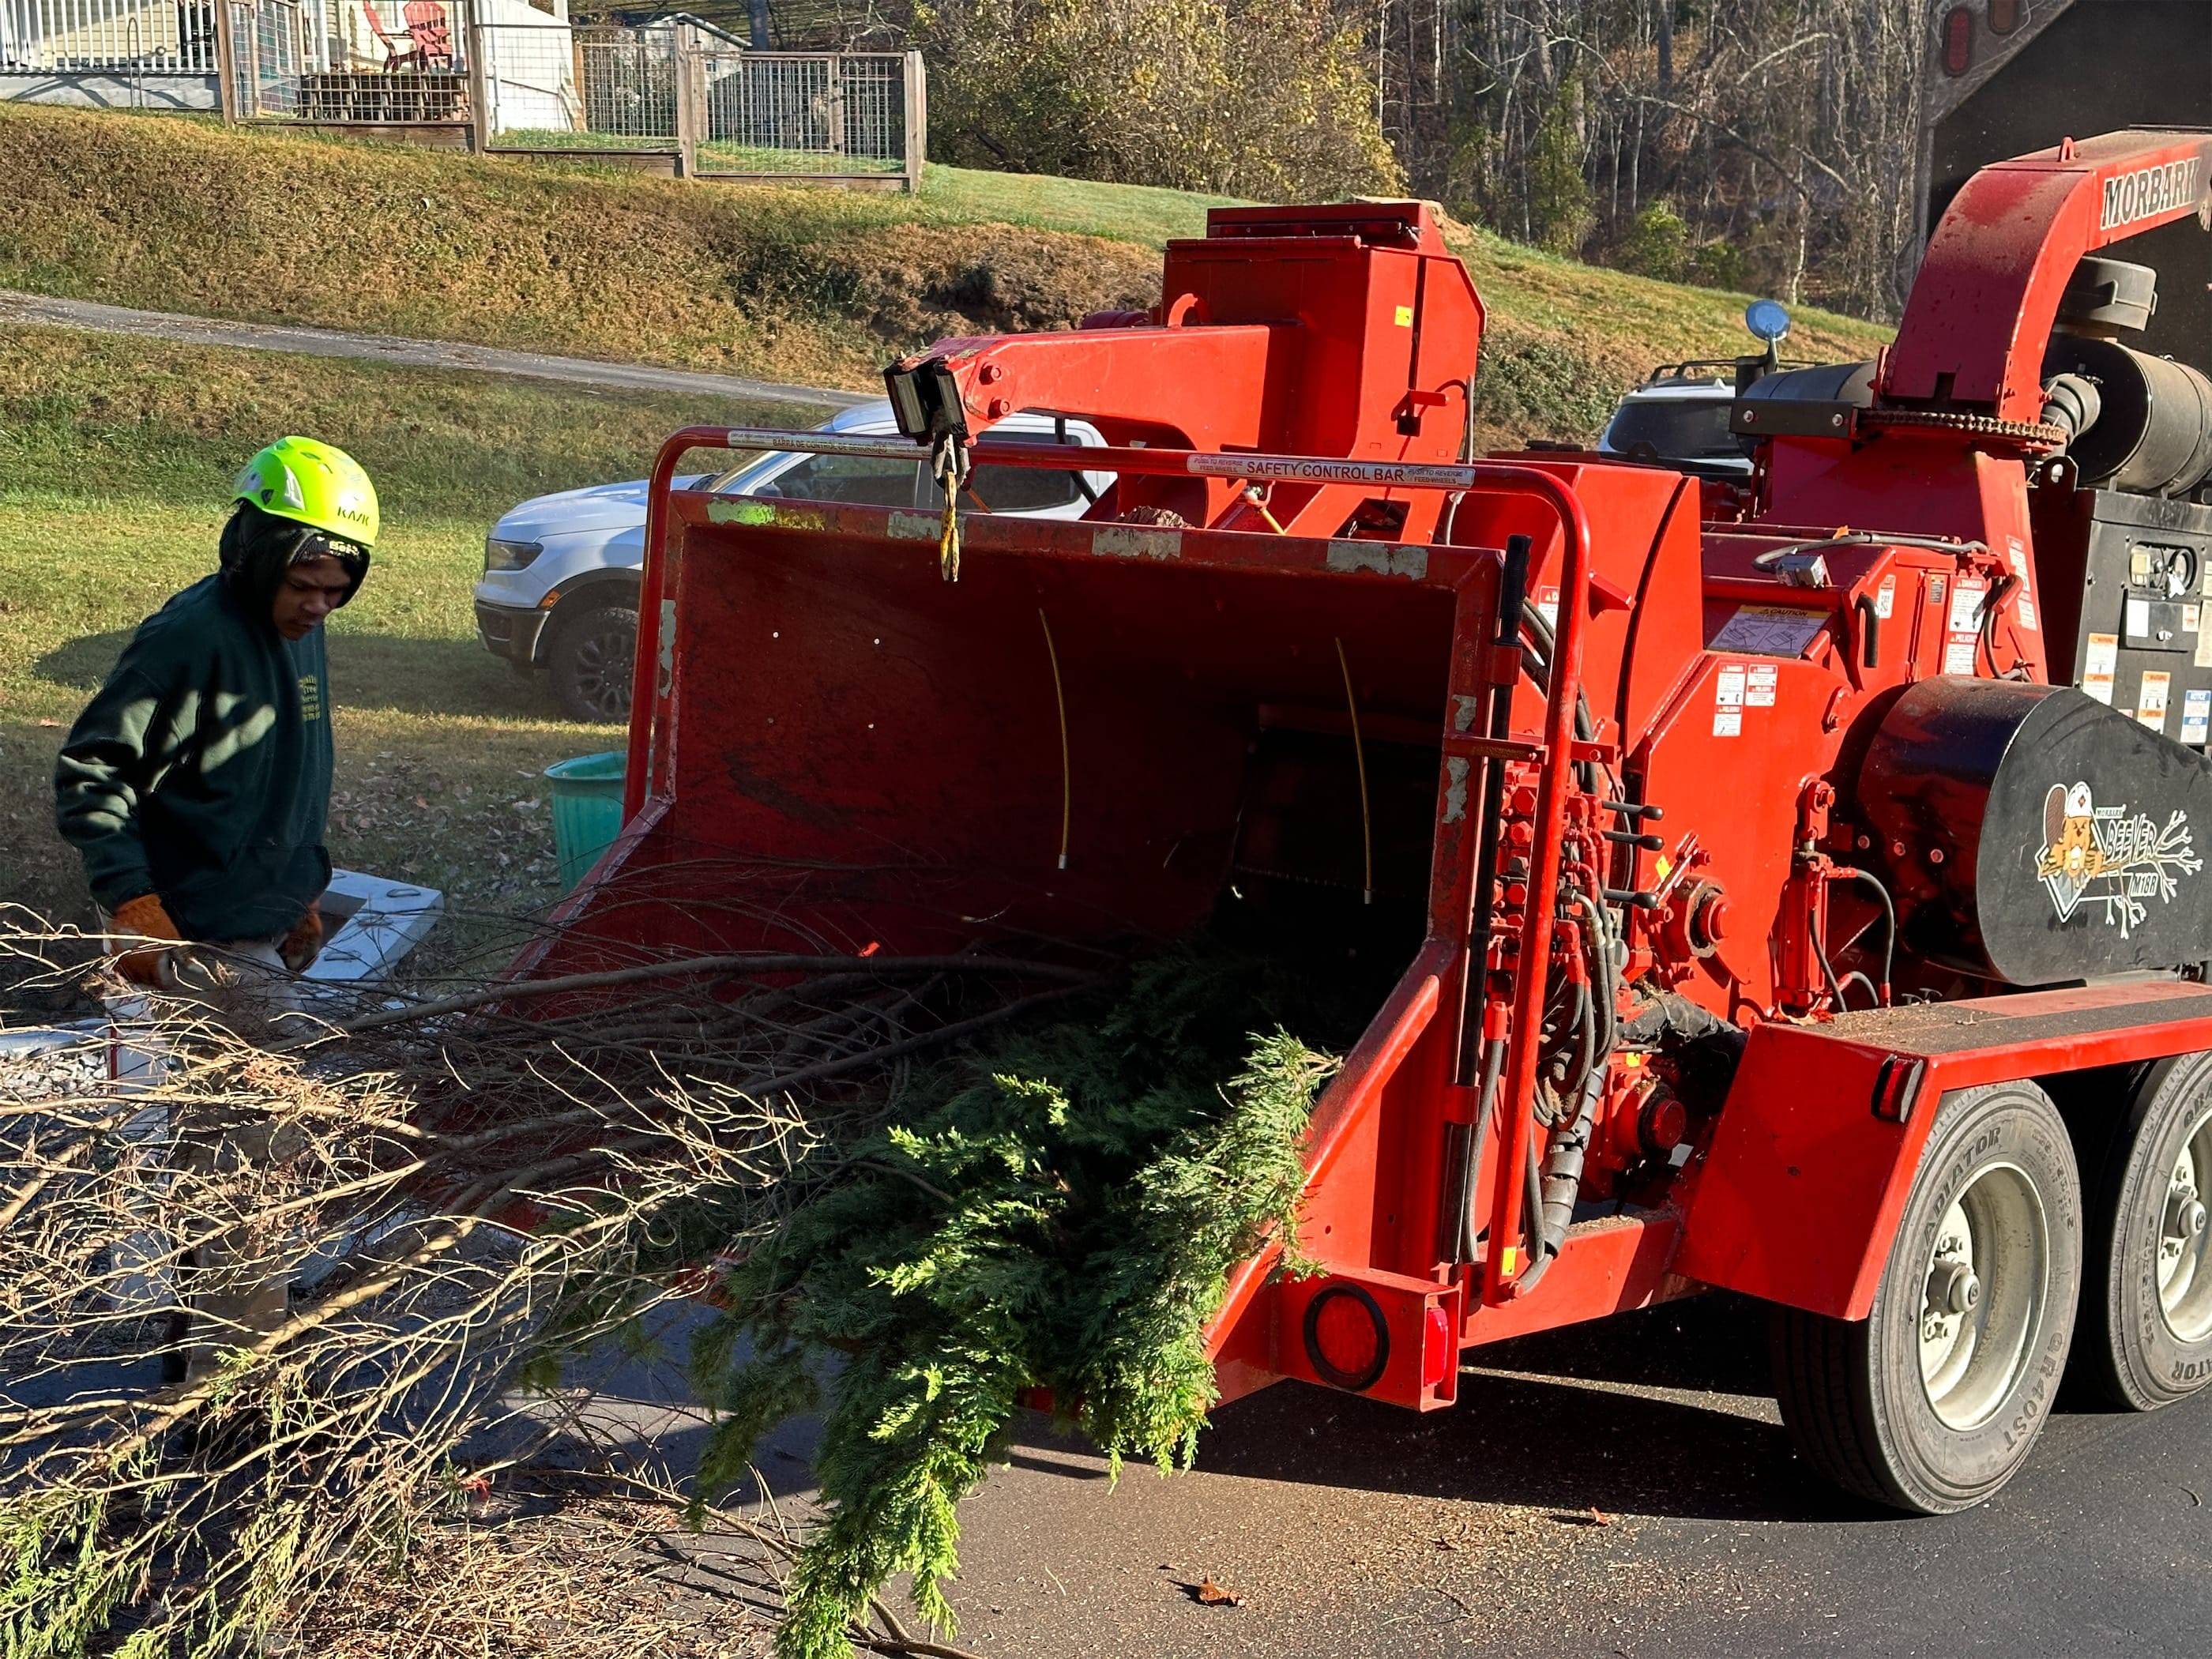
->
[299,674,322,722]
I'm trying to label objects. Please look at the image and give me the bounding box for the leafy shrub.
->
[917,0,1401,200]
[1615,200,1691,282]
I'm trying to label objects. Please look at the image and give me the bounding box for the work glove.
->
[279,902,324,973]
[109,893,183,988]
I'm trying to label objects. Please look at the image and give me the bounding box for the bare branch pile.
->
[0,911,1352,1659]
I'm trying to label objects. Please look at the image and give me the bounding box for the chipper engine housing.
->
[510,130,2212,1516]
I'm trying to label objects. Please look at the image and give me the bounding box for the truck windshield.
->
[1602,397,1750,463]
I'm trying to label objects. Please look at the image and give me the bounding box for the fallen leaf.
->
[1194,1578,1243,1608]
[1434,1535,1461,1552]
[36,719,60,728]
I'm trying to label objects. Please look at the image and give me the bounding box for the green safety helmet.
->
[232,436,379,550]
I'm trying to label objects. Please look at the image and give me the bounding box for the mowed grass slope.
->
[0,103,1890,446]
[0,322,827,922]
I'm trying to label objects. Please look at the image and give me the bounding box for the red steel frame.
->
[611,424,1611,1400]
[532,134,2212,1416]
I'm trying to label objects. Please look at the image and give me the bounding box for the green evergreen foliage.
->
[1524,75,1594,257]
[1689,239,1751,294]
[690,946,1359,1658]
[1615,200,1691,283]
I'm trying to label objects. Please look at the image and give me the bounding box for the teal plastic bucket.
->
[544,750,628,893]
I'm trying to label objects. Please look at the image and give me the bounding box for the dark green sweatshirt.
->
[55,573,334,942]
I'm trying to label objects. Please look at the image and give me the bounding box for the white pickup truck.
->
[474,402,1114,721]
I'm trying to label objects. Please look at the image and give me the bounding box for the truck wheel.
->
[547,602,638,724]
[1771,1081,2081,1513]
[2072,1053,2212,1409]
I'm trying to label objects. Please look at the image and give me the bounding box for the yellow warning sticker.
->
[1394,304,1414,327]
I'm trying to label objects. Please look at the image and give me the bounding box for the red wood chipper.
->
[516,130,2212,1514]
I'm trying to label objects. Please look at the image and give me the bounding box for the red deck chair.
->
[358,0,423,71]
[401,1,453,70]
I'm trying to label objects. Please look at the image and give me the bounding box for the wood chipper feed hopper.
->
[515,138,2212,1515]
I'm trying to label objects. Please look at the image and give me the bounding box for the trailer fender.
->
[1676,980,2212,1319]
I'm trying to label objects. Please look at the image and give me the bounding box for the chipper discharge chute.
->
[514,133,2212,1520]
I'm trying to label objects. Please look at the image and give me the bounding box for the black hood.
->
[219,501,371,623]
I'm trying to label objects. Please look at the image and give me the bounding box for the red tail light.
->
[1303,1285,1388,1392]
[1943,6,1974,75]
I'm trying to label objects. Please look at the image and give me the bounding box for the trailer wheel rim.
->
[2157,1104,2212,1343]
[568,619,635,720]
[1917,1161,2050,1432]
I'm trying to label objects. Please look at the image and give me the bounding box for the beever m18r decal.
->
[2037,781,2203,934]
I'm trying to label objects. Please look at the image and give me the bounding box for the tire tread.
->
[1771,1303,1898,1507]
[1768,1080,2079,1514]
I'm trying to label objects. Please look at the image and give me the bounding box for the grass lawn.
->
[0,103,1891,442]
[0,322,830,928]
[700,141,904,175]
[918,162,1242,244]
[491,126,679,153]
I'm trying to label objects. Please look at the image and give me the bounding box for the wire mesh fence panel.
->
[477,21,674,151]
[224,0,303,115]
[2,0,223,71]
[293,0,470,122]
[697,50,905,175]
[220,0,472,123]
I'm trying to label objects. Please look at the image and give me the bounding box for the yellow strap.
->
[932,437,965,582]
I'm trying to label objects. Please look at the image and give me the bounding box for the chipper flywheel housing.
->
[1857,680,2212,984]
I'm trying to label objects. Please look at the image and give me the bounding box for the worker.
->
[52,435,378,1385]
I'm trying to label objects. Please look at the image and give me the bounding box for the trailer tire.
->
[1770,1081,2080,1514]
[2071,1051,2212,1410]
[547,602,638,724]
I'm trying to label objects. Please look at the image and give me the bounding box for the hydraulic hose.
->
[1450,1035,1507,1265]
[1514,893,1618,1292]
[1571,890,1620,1076]
[1468,613,1620,1287]
[1835,865,1897,995]
[1513,1063,1604,1296]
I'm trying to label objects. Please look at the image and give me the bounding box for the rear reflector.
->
[1421,1304,1454,1391]
[1303,1284,1388,1393]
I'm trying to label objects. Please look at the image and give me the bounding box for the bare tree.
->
[1381,0,1930,318]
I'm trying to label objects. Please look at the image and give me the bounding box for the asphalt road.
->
[943,1295,2212,1657]
[585,1292,2212,1658]
[15,1224,2207,1655]
[0,289,867,411]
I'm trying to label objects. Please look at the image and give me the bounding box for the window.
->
[767,452,921,507]
[920,437,1094,514]
[1601,398,1750,465]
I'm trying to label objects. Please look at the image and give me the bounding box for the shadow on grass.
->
[35,628,574,723]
